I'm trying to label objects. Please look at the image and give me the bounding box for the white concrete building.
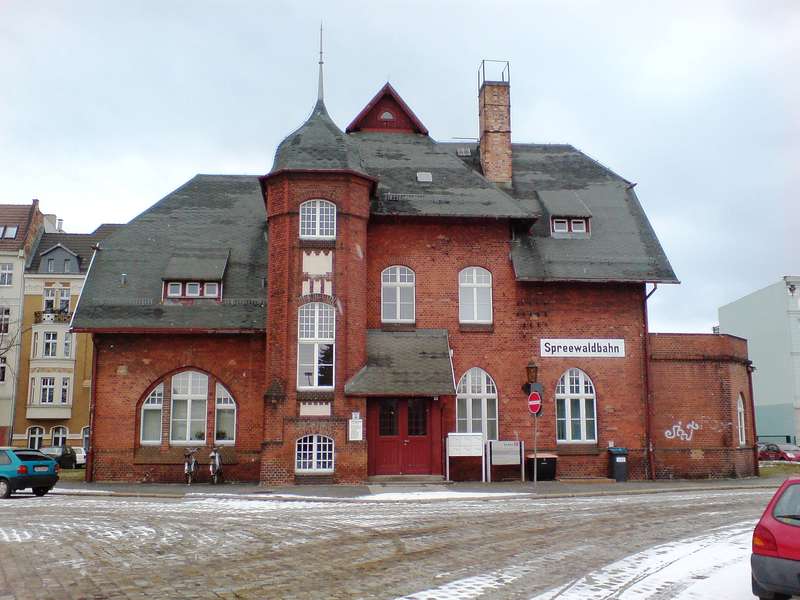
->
[719,276,800,444]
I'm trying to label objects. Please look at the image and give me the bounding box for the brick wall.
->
[478,82,512,183]
[649,333,757,478]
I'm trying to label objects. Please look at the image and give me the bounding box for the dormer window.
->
[167,282,182,297]
[0,225,18,239]
[551,217,590,236]
[552,219,569,233]
[571,219,586,233]
[185,282,201,297]
[164,281,222,300]
[204,282,219,297]
[299,199,336,240]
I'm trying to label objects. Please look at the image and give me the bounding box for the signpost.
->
[528,386,543,490]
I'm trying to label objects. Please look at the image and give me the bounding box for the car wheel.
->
[0,478,10,499]
[33,487,49,497]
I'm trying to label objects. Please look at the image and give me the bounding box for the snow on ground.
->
[529,521,757,600]
[356,491,528,501]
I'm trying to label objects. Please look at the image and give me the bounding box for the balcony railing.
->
[34,311,72,324]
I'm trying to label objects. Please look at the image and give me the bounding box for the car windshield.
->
[774,483,800,525]
[778,445,800,452]
[13,450,51,462]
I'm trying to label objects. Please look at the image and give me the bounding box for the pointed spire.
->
[317,22,324,103]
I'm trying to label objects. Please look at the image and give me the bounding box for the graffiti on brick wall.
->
[664,420,701,442]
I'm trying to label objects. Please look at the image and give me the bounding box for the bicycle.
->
[183,448,198,485]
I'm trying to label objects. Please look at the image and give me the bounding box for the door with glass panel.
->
[368,398,432,475]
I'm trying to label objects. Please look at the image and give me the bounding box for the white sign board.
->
[348,418,363,442]
[540,338,625,358]
[447,433,484,457]
[490,440,522,465]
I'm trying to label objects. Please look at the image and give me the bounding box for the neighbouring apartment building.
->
[10,224,120,451]
[0,201,45,444]
[72,59,758,483]
[719,276,800,444]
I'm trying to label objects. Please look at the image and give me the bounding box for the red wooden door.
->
[368,398,432,475]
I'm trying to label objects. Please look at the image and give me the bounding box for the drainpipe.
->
[643,283,658,480]
[746,361,759,477]
[86,334,98,482]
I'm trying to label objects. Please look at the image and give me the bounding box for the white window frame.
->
[458,267,493,324]
[39,376,56,404]
[169,371,208,444]
[43,331,57,357]
[4,226,17,239]
[43,287,56,311]
[60,377,70,404]
[737,394,746,447]
[27,426,44,450]
[299,199,336,240]
[185,282,201,297]
[381,266,416,323]
[58,287,70,312]
[552,219,569,233]
[556,368,597,443]
[32,332,38,358]
[64,332,72,358]
[167,282,182,297]
[81,426,90,451]
[204,282,219,298]
[297,302,335,390]
[140,384,164,445]
[0,357,5,383]
[47,258,55,273]
[0,307,9,334]
[51,426,67,447]
[214,383,236,445]
[570,219,587,233]
[295,434,334,473]
[64,259,71,273]
[0,263,12,286]
[456,367,499,440]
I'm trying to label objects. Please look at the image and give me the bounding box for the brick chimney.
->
[478,61,512,185]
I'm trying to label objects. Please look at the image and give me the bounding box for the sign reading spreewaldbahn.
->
[540,338,626,358]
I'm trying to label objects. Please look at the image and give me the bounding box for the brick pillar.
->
[479,81,512,184]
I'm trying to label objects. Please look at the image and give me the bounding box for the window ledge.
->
[459,323,494,333]
[299,239,336,249]
[381,322,416,332]
[296,390,335,402]
[555,444,602,456]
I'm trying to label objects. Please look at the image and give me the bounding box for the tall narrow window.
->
[456,367,499,440]
[0,307,9,334]
[297,303,335,389]
[59,288,70,312]
[43,332,57,357]
[556,369,597,443]
[47,258,55,273]
[27,426,44,450]
[295,434,334,473]
[0,263,12,286]
[459,267,493,323]
[64,332,72,358]
[51,426,67,447]
[170,371,208,443]
[0,357,6,382]
[299,199,336,239]
[140,384,164,444]
[32,332,38,357]
[381,266,415,323]
[82,427,90,451]
[215,383,236,444]
[60,377,70,403]
[737,394,746,447]
[43,287,56,311]
[40,377,55,404]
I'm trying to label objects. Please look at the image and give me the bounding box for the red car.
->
[759,443,800,462]
[752,476,800,599]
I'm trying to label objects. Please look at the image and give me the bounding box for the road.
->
[0,488,772,599]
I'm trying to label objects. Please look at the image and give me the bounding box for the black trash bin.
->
[526,453,557,481]
[608,447,628,482]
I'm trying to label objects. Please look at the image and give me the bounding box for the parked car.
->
[40,445,78,469]
[74,447,86,467]
[0,447,59,498]
[759,443,800,462]
[752,476,800,599]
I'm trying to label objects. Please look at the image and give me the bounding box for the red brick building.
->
[72,60,757,483]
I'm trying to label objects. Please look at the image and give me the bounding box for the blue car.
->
[0,447,59,498]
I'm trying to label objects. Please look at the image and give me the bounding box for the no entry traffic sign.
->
[528,391,543,415]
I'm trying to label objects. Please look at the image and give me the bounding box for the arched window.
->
[381,266,415,323]
[297,302,335,389]
[215,383,236,444]
[456,367,498,440]
[379,111,395,121]
[459,267,492,323]
[170,371,209,444]
[51,426,68,447]
[299,199,336,240]
[81,426,90,451]
[140,384,164,445]
[737,394,746,446]
[556,369,597,443]
[295,434,334,473]
[27,426,44,450]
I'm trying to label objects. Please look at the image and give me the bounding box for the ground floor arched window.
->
[295,434,334,473]
[456,367,498,440]
[51,426,68,447]
[27,426,44,449]
[555,368,597,443]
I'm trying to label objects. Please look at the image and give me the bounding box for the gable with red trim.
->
[346,83,429,135]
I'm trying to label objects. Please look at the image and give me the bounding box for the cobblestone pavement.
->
[0,487,774,599]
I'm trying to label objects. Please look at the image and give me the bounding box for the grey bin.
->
[608,447,629,482]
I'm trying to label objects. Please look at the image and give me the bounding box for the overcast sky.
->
[1,1,796,332]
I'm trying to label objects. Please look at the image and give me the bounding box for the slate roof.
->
[344,329,456,396]
[71,175,266,332]
[0,203,38,252]
[163,249,229,281]
[29,227,119,273]
[271,100,369,177]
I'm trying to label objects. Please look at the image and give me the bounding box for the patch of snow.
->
[356,491,527,501]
